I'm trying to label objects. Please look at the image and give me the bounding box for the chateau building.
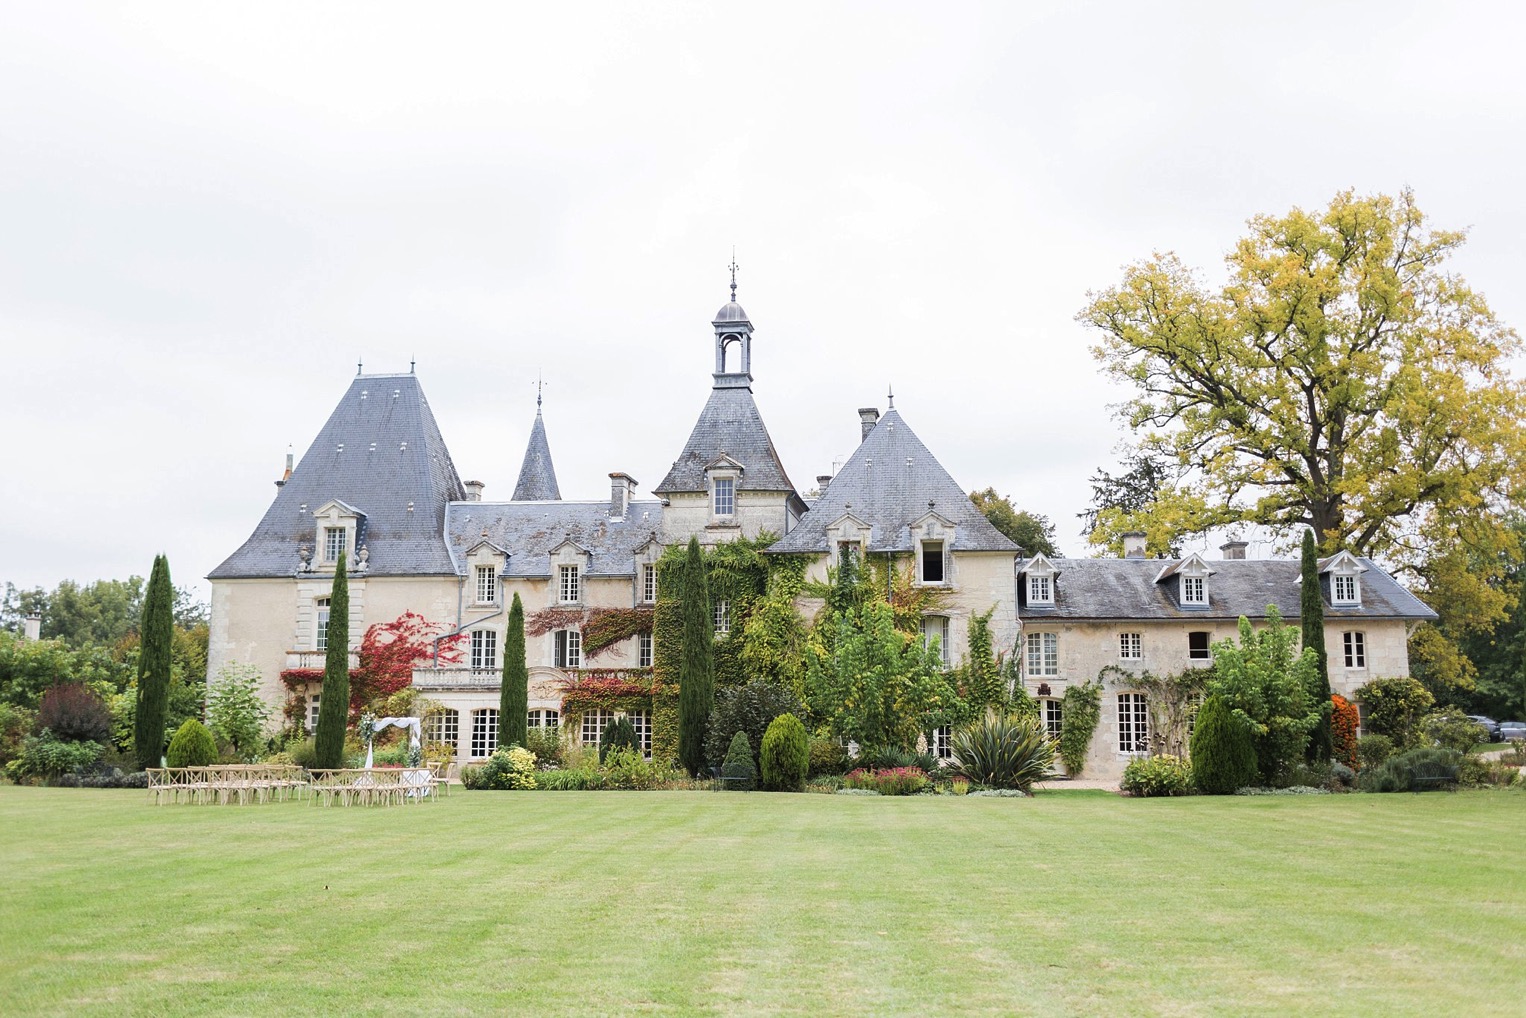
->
[207,287,1436,777]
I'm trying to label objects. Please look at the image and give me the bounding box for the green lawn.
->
[1,787,1522,1017]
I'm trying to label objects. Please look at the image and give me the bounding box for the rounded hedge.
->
[759,713,808,792]
[720,730,756,790]
[166,718,217,768]
[1189,694,1257,794]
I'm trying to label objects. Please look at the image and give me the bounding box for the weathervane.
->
[357,357,363,376]
[535,370,545,411]
[887,384,895,409]
[728,248,739,302]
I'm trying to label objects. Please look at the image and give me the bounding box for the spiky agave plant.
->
[951,714,1055,792]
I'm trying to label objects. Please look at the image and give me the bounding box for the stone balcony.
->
[285,650,359,671]
[412,667,503,690]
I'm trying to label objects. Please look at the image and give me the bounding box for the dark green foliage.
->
[5,730,103,783]
[720,731,756,789]
[165,718,217,767]
[962,608,1003,712]
[1057,681,1102,774]
[313,553,351,770]
[1300,530,1333,763]
[676,537,714,776]
[500,592,528,750]
[599,716,638,763]
[1357,733,1395,769]
[807,736,849,777]
[38,682,112,743]
[1121,755,1194,797]
[759,712,808,791]
[1355,677,1434,748]
[826,542,866,615]
[133,555,173,769]
[951,714,1054,792]
[703,680,801,770]
[1356,746,1462,793]
[1189,694,1258,794]
[969,488,1059,556]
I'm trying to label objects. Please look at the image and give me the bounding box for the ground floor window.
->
[425,708,460,749]
[581,708,615,747]
[470,709,499,758]
[1118,693,1148,754]
[306,692,321,732]
[932,725,953,760]
[626,709,652,756]
[1041,698,1063,740]
[528,709,559,730]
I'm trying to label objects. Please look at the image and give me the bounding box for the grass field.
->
[1,786,1522,1017]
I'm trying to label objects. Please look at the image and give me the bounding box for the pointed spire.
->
[729,249,739,303]
[512,395,561,501]
[887,384,895,409]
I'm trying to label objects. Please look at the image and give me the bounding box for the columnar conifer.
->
[313,552,350,769]
[1189,693,1258,794]
[676,536,714,776]
[1301,529,1334,763]
[500,592,528,749]
[133,554,173,769]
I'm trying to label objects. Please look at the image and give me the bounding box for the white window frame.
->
[637,632,653,668]
[527,708,560,730]
[626,709,652,757]
[1118,693,1148,754]
[712,476,736,517]
[642,563,657,603]
[425,709,459,749]
[1333,573,1360,606]
[923,615,951,666]
[714,599,730,636]
[1028,574,1052,604]
[315,597,331,652]
[1343,631,1366,669]
[469,709,498,759]
[1026,631,1058,677]
[1119,632,1142,661]
[475,565,497,605]
[323,526,346,564]
[932,725,953,760]
[1042,698,1063,740]
[581,708,614,747]
[306,692,321,733]
[471,629,497,672]
[1188,631,1212,662]
[555,629,582,670]
[1181,575,1206,606]
[559,564,581,604]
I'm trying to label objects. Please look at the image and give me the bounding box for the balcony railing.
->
[412,667,503,689]
[285,650,359,671]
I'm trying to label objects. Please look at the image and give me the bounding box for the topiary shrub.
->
[1357,733,1394,770]
[165,719,217,767]
[1189,694,1258,794]
[951,714,1054,793]
[1121,754,1194,797]
[38,683,113,744]
[760,713,808,791]
[704,681,802,771]
[599,716,639,763]
[720,731,756,790]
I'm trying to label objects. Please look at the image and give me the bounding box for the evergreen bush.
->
[1357,733,1395,769]
[5,731,103,784]
[807,737,850,777]
[313,552,351,769]
[1353,677,1433,748]
[499,593,529,750]
[1189,694,1258,794]
[1356,746,1461,793]
[720,731,755,790]
[166,718,217,767]
[599,716,638,763]
[1121,754,1194,797]
[759,712,808,791]
[703,680,801,770]
[134,554,173,769]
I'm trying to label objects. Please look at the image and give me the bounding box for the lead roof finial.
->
[357,357,363,376]
[535,370,545,412]
[410,356,416,373]
[728,248,739,303]
[887,384,895,409]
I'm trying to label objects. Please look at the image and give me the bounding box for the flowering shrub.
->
[462,747,538,790]
[1330,694,1360,770]
[843,766,929,796]
[5,731,103,784]
[1120,754,1194,797]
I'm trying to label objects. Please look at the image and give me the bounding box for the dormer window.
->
[921,540,945,584]
[1182,575,1206,605]
[559,564,581,604]
[323,526,346,564]
[1029,574,1052,604]
[1020,554,1058,606]
[712,477,735,517]
[1333,574,1359,606]
[475,565,497,605]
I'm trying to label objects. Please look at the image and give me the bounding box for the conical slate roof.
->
[769,408,1018,555]
[512,410,561,501]
[654,385,800,497]
[209,373,465,578]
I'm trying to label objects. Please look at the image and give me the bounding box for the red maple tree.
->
[351,612,465,710]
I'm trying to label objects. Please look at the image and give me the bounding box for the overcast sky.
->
[3,1,1524,600]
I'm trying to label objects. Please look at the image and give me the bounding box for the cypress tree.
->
[313,552,351,769]
[1301,528,1334,763]
[500,592,528,749]
[133,554,173,770]
[1189,694,1258,794]
[676,536,714,776]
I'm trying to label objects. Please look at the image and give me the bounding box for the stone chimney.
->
[463,480,485,502]
[609,472,637,519]
[23,613,41,641]
[816,474,833,490]
[275,446,294,488]
[1121,531,1147,558]
[858,408,880,442]
[1220,540,1248,560]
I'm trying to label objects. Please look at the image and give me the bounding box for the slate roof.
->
[653,384,802,503]
[511,410,561,501]
[445,501,665,578]
[1017,556,1438,622]
[769,408,1020,555]
[208,374,465,579]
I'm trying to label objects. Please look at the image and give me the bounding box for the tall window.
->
[475,565,497,605]
[315,597,331,652]
[323,526,346,563]
[425,709,460,749]
[471,630,497,671]
[1026,631,1058,676]
[642,563,657,603]
[1028,574,1052,604]
[581,708,615,747]
[1042,699,1063,739]
[1181,576,1206,605]
[559,565,581,604]
[932,725,953,760]
[638,632,653,668]
[1333,574,1359,605]
[627,709,652,756]
[1188,631,1211,661]
[922,541,945,583]
[714,599,730,636]
[528,709,560,730]
[470,709,498,758]
[1119,632,1142,661]
[1343,631,1366,669]
[307,692,321,732]
[555,630,582,669]
[1118,693,1148,753]
[713,477,735,516]
[923,616,951,665]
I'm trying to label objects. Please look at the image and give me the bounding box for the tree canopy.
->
[969,489,1058,557]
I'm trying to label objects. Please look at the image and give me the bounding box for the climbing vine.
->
[1057,679,1103,775]
[526,605,654,660]
[1117,667,1209,758]
[555,670,654,736]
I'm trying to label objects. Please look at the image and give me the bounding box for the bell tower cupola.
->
[712,257,753,390]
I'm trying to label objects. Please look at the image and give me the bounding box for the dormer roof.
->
[1019,552,1059,576]
[1153,553,1215,584]
[1318,550,1368,574]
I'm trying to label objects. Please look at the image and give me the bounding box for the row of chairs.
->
[145,765,308,805]
[307,767,447,806]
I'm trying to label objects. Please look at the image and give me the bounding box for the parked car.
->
[1468,716,1501,742]
[1499,721,1526,743]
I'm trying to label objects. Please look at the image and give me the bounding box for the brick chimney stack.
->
[858,408,880,443]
